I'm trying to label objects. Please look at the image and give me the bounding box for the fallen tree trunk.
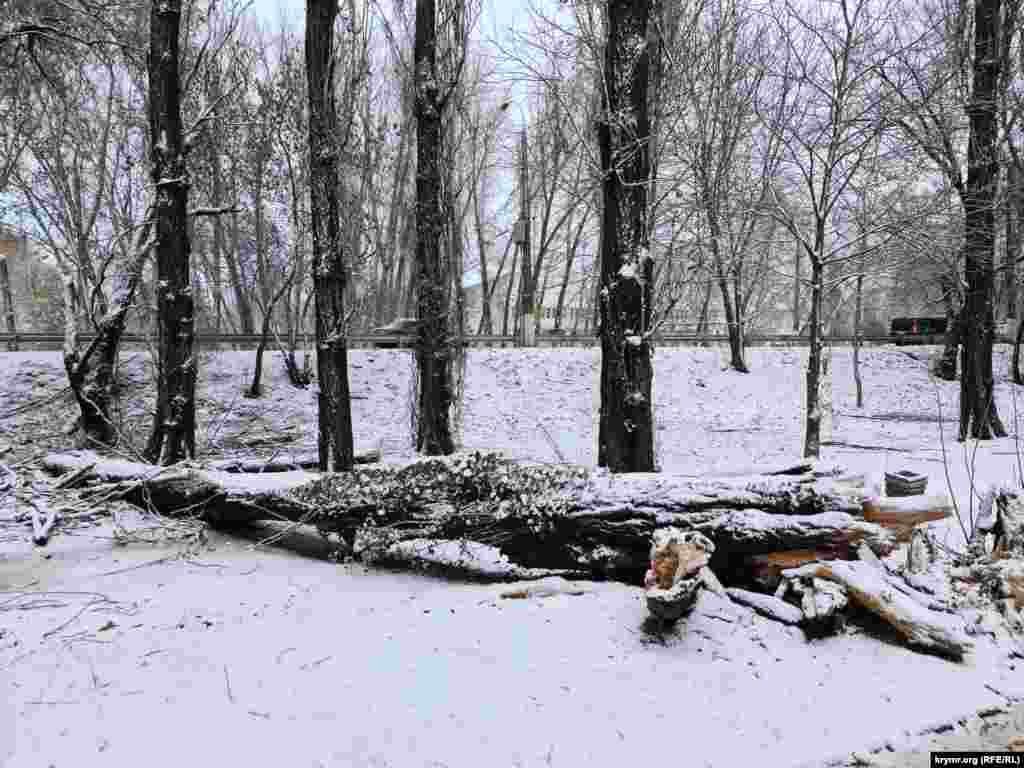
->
[41,451,890,577]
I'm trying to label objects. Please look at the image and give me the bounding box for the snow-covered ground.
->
[1,345,1023,767]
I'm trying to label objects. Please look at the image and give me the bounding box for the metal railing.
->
[0,330,1001,350]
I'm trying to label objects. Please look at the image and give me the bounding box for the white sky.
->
[247,0,533,43]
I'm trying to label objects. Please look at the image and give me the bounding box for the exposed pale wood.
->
[861,495,952,531]
[782,560,973,658]
[645,529,714,588]
[747,549,840,589]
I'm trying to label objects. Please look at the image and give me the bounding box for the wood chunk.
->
[726,587,803,625]
[791,577,849,633]
[29,500,58,546]
[861,495,952,538]
[646,573,703,621]
[782,560,973,658]
[748,549,838,590]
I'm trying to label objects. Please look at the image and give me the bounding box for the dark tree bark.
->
[306,0,355,471]
[247,270,295,398]
[413,0,456,455]
[502,248,518,337]
[63,218,154,447]
[472,184,493,335]
[597,0,655,473]
[853,272,864,408]
[554,214,586,332]
[1006,162,1019,321]
[145,0,197,464]
[959,0,1006,440]
[1013,310,1024,384]
[225,210,255,334]
[792,238,801,332]
[712,255,748,372]
[804,247,824,458]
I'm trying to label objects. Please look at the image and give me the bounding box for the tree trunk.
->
[792,237,801,332]
[554,214,587,332]
[1005,162,1019,321]
[471,181,493,335]
[934,270,961,380]
[597,0,656,473]
[853,272,864,408]
[226,211,255,334]
[804,257,823,458]
[715,265,747,372]
[414,0,455,455]
[306,0,355,472]
[502,247,518,337]
[478,235,513,335]
[65,218,154,447]
[145,0,197,465]
[959,0,1006,440]
[1014,309,1024,384]
[0,252,16,351]
[533,259,550,338]
[248,271,295,398]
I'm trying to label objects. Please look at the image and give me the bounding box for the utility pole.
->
[515,128,535,346]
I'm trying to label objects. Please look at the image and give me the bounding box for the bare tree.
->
[306,0,355,471]
[673,0,782,373]
[412,0,475,455]
[144,0,197,464]
[596,0,656,473]
[958,0,1006,438]
[763,0,896,459]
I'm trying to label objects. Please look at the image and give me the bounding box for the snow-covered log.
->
[41,451,890,577]
[781,561,973,659]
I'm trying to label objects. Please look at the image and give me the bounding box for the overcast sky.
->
[247,0,533,41]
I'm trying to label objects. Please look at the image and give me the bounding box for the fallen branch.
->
[782,560,973,659]
[30,501,58,546]
[209,449,380,474]
[725,587,803,625]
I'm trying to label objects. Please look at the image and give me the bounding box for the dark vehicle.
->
[371,317,419,348]
[890,317,947,344]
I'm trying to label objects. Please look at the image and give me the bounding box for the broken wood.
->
[28,498,58,546]
[782,560,973,659]
[646,571,703,621]
[782,574,849,635]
